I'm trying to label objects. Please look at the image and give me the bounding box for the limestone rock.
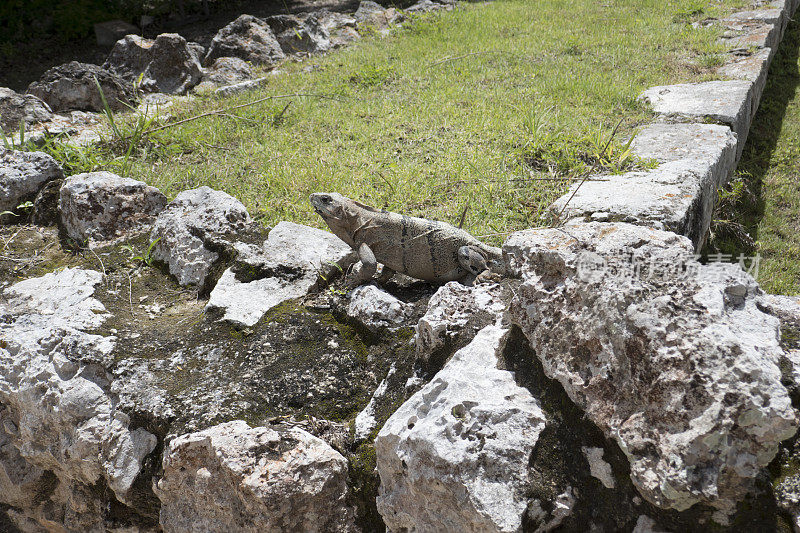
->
[59,171,167,244]
[140,33,203,94]
[355,0,403,29]
[104,33,202,94]
[206,221,356,327]
[376,325,547,532]
[200,56,254,87]
[204,14,287,67]
[213,77,269,97]
[347,284,412,333]
[0,148,64,213]
[0,268,157,531]
[149,186,257,287]
[314,11,360,47]
[156,420,355,532]
[27,61,136,112]
[405,0,451,13]
[266,14,331,55]
[0,87,52,132]
[415,281,506,362]
[103,34,154,82]
[505,222,798,517]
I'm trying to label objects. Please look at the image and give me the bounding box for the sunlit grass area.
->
[709,17,800,295]
[54,0,745,242]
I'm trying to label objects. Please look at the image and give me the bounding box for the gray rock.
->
[639,80,753,151]
[140,33,203,94]
[582,447,615,489]
[405,0,451,13]
[27,61,136,113]
[0,148,64,213]
[104,33,202,95]
[354,0,403,29]
[204,14,287,67]
[156,420,356,532]
[347,284,412,332]
[505,222,798,519]
[266,14,331,55]
[376,325,547,532]
[0,268,157,531]
[200,56,254,86]
[28,61,136,112]
[103,34,155,82]
[213,77,269,97]
[206,221,356,327]
[94,19,139,46]
[415,281,506,362]
[551,123,737,249]
[149,186,257,288]
[314,11,360,47]
[187,42,206,64]
[58,171,168,245]
[0,87,52,132]
[354,362,397,442]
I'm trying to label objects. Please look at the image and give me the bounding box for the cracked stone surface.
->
[505,222,798,519]
[376,325,546,532]
[206,221,355,327]
[1,147,64,213]
[156,420,356,532]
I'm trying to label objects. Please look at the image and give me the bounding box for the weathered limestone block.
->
[552,123,737,249]
[59,171,167,244]
[0,87,52,132]
[265,14,331,55]
[415,281,506,362]
[200,56,254,87]
[347,284,412,333]
[354,0,403,30]
[0,148,64,213]
[639,80,754,151]
[27,61,135,112]
[149,186,256,287]
[206,221,355,327]
[104,33,203,94]
[314,11,360,47]
[156,420,355,532]
[505,222,798,519]
[0,268,157,531]
[376,325,547,532]
[204,14,286,67]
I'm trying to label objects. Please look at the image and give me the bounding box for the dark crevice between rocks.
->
[0,506,22,533]
[502,326,788,532]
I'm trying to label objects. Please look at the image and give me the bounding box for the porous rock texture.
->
[103,33,202,94]
[207,221,356,327]
[265,14,331,55]
[376,325,547,532]
[415,281,506,363]
[0,87,52,131]
[354,0,403,30]
[156,420,356,532]
[505,222,798,519]
[27,61,136,112]
[315,11,360,47]
[149,186,258,288]
[204,14,287,67]
[0,268,158,531]
[199,56,254,87]
[347,284,412,333]
[59,171,168,244]
[0,148,64,213]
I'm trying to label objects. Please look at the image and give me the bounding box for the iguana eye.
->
[322,195,332,204]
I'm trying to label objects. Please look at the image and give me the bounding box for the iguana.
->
[310,192,504,285]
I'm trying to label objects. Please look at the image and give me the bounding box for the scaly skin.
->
[310,192,503,284]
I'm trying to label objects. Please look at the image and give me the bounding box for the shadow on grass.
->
[708,17,800,255]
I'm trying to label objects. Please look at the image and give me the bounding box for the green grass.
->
[49,0,744,242]
[708,16,800,295]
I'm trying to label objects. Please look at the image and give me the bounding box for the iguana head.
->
[310,192,361,247]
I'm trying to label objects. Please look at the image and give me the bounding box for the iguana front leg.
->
[458,245,502,284]
[348,242,379,287]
